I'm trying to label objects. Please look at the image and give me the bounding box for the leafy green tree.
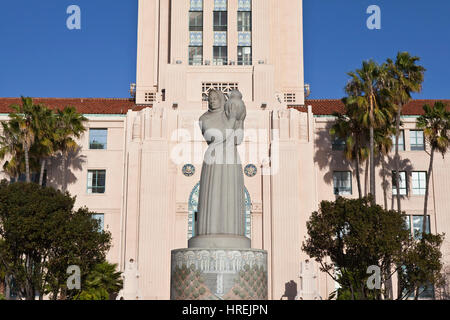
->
[0,181,111,300]
[53,107,87,191]
[302,197,409,299]
[302,196,445,300]
[345,61,393,203]
[398,233,444,300]
[73,262,123,300]
[416,102,450,233]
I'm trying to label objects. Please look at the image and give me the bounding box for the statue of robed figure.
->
[188,89,250,249]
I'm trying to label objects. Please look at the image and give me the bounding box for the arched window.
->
[187,182,251,239]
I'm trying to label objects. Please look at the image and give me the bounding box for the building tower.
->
[122,0,317,299]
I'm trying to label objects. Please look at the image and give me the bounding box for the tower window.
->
[189,46,203,65]
[213,46,228,65]
[189,12,203,31]
[237,46,252,65]
[237,11,251,32]
[213,11,227,32]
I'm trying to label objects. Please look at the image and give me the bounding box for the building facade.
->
[0,0,449,300]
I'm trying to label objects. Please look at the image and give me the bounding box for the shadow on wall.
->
[280,280,298,300]
[314,126,352,185]
[47,148,86,191]
[377,155,413,211]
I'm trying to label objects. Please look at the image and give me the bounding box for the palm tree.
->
[53,107,87,192]
[7,97,36,182]
[416,102,450,235]
[386,53,425,213]
[0,121,23,180]
[29,104,56,186]
[374,122,395,210]
[330,99,369,199]
[74,262,123,300]
[345,61,393,203]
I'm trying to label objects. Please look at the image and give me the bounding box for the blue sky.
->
[0,0,449,99]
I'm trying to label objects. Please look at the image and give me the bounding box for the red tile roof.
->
[0,98,145,115]
[295,99,450,116]
[0,97,448,116]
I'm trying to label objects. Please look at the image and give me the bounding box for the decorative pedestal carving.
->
[170,248,268,300]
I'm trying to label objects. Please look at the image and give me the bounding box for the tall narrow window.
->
[237,1,252,65]
[410,130,425,151]
[213,0,227,65]
[92,213,105,232]
[237,11,251,32]
[333,171,352,195]
[411,171,427,195]
[391,130,405,151]
[237,46,251,66]
[213,46,228,65]
[189,1,203,65]
[392,171,407,195]
[412,215,431,239]
[87,170,106,194]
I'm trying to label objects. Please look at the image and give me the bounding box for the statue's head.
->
[228,90,242,100]
[208,90,225,112]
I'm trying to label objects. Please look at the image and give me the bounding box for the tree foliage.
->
[73,262,123,300]
[302,196,444,300]
[0,181,111,300]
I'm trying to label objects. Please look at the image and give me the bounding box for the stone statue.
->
[188,89,250,249]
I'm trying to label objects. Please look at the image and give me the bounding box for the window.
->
[213,11,227,32]
[202,82,238,101]
[333,171,352,195]
[405,215,431,240]
[189,12,203,31]
[89,128,107,150]
[332,136,346,151]
[189,46,203,65]
[237,11,251,32]
[391,130,405,151]
[189,9,203,66]
[87,170,106,194]
[92,213,105,232]
[213,46,227,65]
[392,171,407,196]
[410,130,425,151]
[237,46,252,65]
[411,172,427,195]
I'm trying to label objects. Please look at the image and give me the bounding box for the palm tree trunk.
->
[355,150,362,199]
[422,147,435,235]
[394,106,402,213]
[381,157,388,210]
[24,143,31,183]
[39,159,46,186]
[62,153,67,192]
[370,125,376,203]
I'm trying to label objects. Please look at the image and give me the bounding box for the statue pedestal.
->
[170,248,268,300]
